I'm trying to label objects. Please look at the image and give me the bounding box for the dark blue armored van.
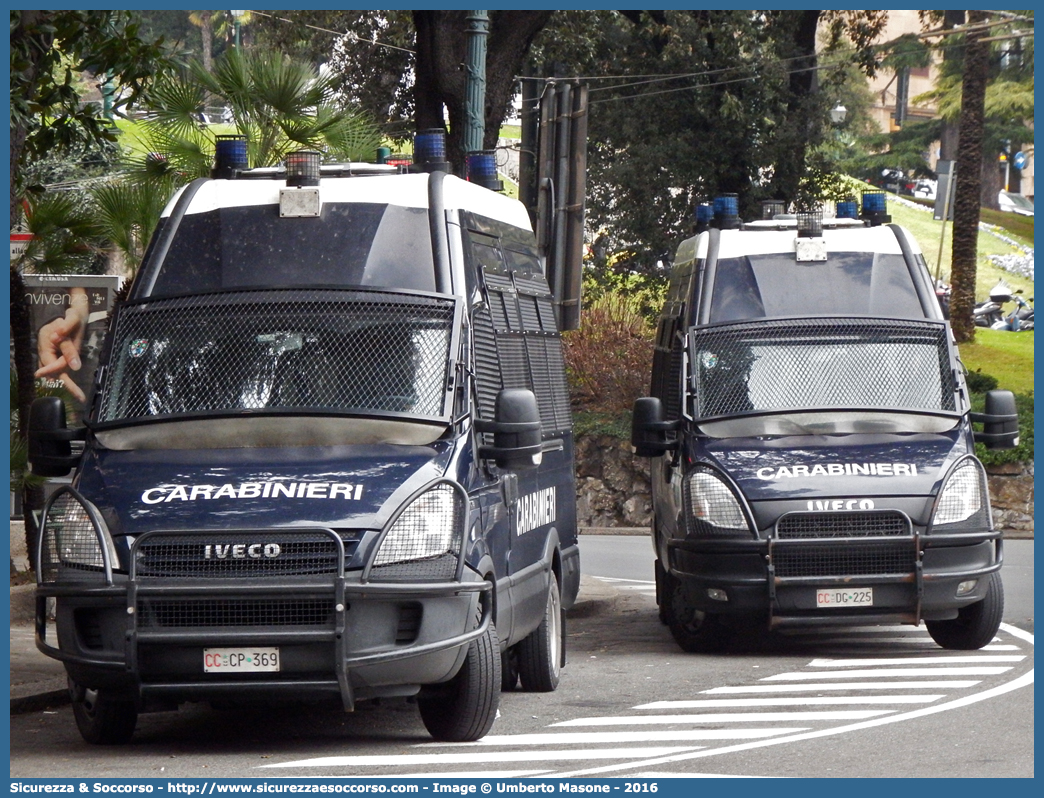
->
[28,141,579,743]
[632,195,1018,653]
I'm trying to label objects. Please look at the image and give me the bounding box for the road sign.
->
[1013,151,1027,170]
[10,232,32,260]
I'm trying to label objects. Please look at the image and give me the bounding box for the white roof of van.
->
[160,172,533,231]
[674,225,919,264]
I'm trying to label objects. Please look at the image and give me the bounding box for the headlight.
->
[370,483,464,580]
[932,458,989,530]
[685,468,753,537]
[39,488,118,583]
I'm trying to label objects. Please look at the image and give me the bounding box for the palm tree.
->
[122,48,382,178]
[10,191,104,572]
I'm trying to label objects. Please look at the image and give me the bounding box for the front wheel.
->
[664,574,728,653]
[926,571,1004,650]
[69,679,137,745]
[517,576,564,692]
[418,613,501,741]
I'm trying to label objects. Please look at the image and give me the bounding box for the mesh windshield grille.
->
[40,491,105,582]
[134,531,348,578]
[99,289,456,423]
[777,512,910,539]
[136,598,335,628]
[690,318,956,420]
[773,541,916,577]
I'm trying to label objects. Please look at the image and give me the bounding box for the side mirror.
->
[28,397,83,477]
[631,397,679,457]
[972,389,1019,449]
[477,389,543,471]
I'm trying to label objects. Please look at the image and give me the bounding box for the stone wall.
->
[574,434,1034,535]
[986,462,1035,534]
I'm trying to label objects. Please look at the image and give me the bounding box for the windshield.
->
[709,252,925,322]
[98,289,458,426]
[147,203,435,297]
[689,317,958,436]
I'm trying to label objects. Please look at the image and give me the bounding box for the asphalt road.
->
[9,537,1033,779]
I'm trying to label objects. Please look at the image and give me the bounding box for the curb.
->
[11,689,69,715]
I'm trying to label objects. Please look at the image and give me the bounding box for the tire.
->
[517,576,564,692]
[664,573,728,653]
[69,679,137,745]
[418,611,501,742]
[501,647,519,692]
[926,571,1004,650]
[654,559,668,625]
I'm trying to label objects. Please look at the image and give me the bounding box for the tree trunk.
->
[10,267,43,572]
[769,10,822,205]
[937,11,965,162]
[412,10,551,173]
[949,11,990,344]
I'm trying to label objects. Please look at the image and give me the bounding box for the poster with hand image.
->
[21,274,122,424]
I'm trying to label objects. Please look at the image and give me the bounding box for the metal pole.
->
[463,11,489,156]
[935,164,957,283]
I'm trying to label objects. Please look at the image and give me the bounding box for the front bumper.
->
[37,527,491,710]
[667,528,1002,629]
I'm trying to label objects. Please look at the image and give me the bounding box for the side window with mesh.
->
[465,217,571,436]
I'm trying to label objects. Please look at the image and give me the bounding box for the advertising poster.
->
[21,274,122,422]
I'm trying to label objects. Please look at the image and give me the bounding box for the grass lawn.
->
[853,181,1034,302]
[957,327,1035,396]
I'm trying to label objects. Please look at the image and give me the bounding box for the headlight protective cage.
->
[365,480,467,582]
[684,464,755,538]
[930,455,992,533]
[37,485,118,585]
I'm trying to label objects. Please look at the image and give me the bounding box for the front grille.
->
[777,511,909,539]
[136,598,335,628]
[134,531,354,578]
[773,542,915,578]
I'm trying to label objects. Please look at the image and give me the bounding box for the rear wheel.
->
[654,559,668,625]
[517,576,564,692]
[418,610,501,741]
[926,571,1004,650]
[69,679,137,745]
[664,573,728,653]
[500,647,519,692]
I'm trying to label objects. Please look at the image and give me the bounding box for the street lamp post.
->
[231,10,244,49]
[830,103,848,125]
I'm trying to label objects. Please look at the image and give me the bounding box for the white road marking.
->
[808,655,1025,667]
[261,747,703,769]
[549,710,894,726]
[703,681,981,692]
[417,728,807,746]
[762,667,1012,680]
[636,695,944,709]
[552,668,1034,778]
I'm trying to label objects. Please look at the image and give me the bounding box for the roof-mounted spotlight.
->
[285,150,321,187]
[212,134,248,179]
[466,150,504,192]
[760,199,787,220]
[280,150,321,218]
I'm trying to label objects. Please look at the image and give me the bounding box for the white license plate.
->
[816,588,873,608]
[203,647,280,673]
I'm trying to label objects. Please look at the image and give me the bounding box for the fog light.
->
[956,579,978,596]
[707,588,728,602]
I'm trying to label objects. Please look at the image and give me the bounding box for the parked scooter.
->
[994,292,1034,331]
[974,280,1015,328]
